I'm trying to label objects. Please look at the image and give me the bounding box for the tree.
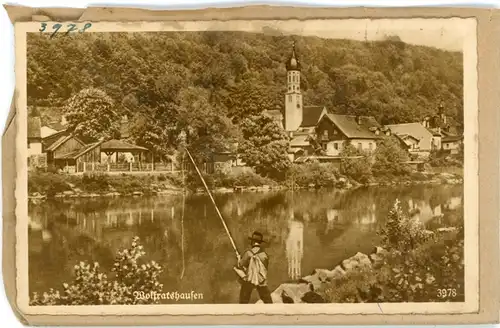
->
[339,142,372,183]
[372,136,411,177]
[238,113,291,180]
[64,88,119,142]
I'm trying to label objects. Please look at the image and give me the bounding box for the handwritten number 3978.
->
[39,23,92,38]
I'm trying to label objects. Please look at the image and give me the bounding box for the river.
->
[28,184,463,304]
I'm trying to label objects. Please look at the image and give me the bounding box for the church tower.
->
[284,41,303,132]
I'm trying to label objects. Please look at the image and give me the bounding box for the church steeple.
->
[284,40,303,132]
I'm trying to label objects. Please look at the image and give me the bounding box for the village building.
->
[442,135,463,154]
[315,114,385,156]
[28,117,43,156]
[385,122,440,157]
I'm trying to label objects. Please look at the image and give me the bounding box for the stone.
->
[132,191,144,196]
[352,252,372,268]
[437,227,458,233]
[62,190,75,196]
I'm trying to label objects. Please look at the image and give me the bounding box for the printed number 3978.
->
[39,23,92,38]
[437,288,457,298]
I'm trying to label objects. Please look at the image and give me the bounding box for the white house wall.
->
[324,139,377,156]
[28,142,42,156]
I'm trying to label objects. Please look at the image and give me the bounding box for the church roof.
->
[323,114,381,139]
[285,41,301,71]
[300,106,326,127]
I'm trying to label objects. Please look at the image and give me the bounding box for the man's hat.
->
[248,231,267,245]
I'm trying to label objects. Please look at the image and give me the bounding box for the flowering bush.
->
[379,199,431,252]
[30,237,163,305]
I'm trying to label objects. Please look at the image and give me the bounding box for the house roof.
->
[290,134,310,147]
[45,134,85,152]
[442,135,463,143]
[394,133,420,147]
[42,129,69,148]
[101,139,148,152]
[385,123,433,141]
[300,106,326,128]
[322,114,381,139]
[44,121,66,131]
[57,142,102,160]
[28,117,41,139]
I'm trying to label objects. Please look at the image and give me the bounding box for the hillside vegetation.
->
[27,31,463,160]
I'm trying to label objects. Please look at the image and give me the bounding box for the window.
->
[334,143,339,150]
[333,129,338,135]
[288,95,292,102]
[288,75,291,83]
[297,103,301,108]
[358,143,362,150]
[288,86,291,91]
[323,130,329,139]
[27,140,30,149]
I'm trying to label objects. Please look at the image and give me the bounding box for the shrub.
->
[287,163,338,188]
[81,172,110,193]
[28,172,72,196]
[30,237,163,305]
[379,199,430,252]
[339,143,372,184]
[372,137,411,177]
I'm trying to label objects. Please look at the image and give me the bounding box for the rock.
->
[73,188,83,193]
[301,291,326,303]
[62,190,75,196]
[300,273,322,291]
[369,253,385,267]
[437,227,458,233]
[132,191,144,196]
[315,266,345,281]
[352,252,372,268]
[342,252,371,272]
[54,193,65,198]
[268,283,310,304]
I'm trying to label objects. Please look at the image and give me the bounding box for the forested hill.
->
[27,31,462,125]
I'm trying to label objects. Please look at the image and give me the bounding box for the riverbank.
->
[28,168,463,201]
[262,208,464,304]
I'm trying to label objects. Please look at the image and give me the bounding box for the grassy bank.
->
[28,163,463,200]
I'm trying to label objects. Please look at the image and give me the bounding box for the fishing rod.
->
[184,148,240,259]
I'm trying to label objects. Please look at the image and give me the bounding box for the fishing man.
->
[236,231,273,304]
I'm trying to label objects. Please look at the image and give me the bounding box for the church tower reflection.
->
[285,207,304,280]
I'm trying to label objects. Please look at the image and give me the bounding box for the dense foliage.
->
[238,113,291,179]
[28,32,463,159]
[30,237,163,305]
[64,88,119,142]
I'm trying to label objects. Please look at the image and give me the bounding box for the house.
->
[44,134,87,168]
[393,133,421,152]
[442,135,463,154]
[315,114,382,156]
[28,117,42,156]
[385,123,437,155]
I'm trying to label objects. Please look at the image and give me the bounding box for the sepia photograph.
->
[15,17,479,315]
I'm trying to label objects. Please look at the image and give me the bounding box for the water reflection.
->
[286,220,304,280]
[28,185,463,304]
